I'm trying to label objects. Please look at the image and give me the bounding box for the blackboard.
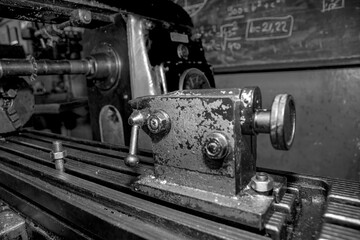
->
[173,0,360,72]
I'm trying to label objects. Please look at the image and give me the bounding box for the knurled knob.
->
[254,94,296,150]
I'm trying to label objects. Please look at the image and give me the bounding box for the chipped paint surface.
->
[149,96,236,176]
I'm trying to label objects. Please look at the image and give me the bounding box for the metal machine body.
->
[0,1,359,240]
[0,0,215,146]
[123,88,294,230]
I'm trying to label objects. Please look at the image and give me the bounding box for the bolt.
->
[148,117,160,131]
[81,11,91,22]
[206,140,222,156]
[50,141,67,172]
[203,133,229,160]
[6,89,17,98]
[250,172,274,193]
[256,172,269,181]
[146,110,170,134]
[53,141,63,152]
[177,44,189,60]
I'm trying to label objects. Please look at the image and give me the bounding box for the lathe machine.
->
[0,1,359,239]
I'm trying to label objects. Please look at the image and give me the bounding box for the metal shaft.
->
[0,58,92,78]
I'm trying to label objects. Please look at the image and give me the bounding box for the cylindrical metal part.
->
[128,125,140,155]
[252,94,296,150]
[87,53,113,79]
[54,159,65,172]
[124,110,148,167]
[52,141,63,152]
[270,94,296,150]
[0,59,91,78]
[254,110,271,133]
[125,125,140,167]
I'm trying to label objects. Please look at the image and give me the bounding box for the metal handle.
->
[124,111,147,167]
[254,94,296,150]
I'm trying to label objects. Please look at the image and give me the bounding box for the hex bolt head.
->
[203,132,229,160]
[250,172,274,193]
[50,141,67,172]
[146,110,171,134]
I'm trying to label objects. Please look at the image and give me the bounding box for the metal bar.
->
[0,58,91,78]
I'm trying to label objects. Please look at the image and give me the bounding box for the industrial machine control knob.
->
[254,94,296,150]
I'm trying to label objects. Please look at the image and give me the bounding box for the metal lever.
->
[124,111,147,167]
[254,94,296,150]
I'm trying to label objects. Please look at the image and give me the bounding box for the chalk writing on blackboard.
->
[245,15,294,41]
[200,21,242,52]
[173,0,208,17]
[322,0,345,12]
[225,0,283,20]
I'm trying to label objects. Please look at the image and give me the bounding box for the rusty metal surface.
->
[129,89,254,195]
[123,88,296,230]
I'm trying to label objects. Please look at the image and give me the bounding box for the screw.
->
[148,117,160,131]
[203,133,229,160]
[50,141,67,172]
[206,140,222,156]
[53,141,63,152]
[256,172,269,181]
[146,110,171,134]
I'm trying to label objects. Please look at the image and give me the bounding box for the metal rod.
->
[0,58,92,78]
[124,125,140,167]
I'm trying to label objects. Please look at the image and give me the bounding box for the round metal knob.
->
[254,94,296,150]
[270,94,296,150]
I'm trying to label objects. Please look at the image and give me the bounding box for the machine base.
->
[133,174,287,230]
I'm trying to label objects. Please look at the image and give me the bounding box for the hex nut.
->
[50,150,67,160]
[250,172,274,192]
[146,110,171,134]
[203,132,229,160]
